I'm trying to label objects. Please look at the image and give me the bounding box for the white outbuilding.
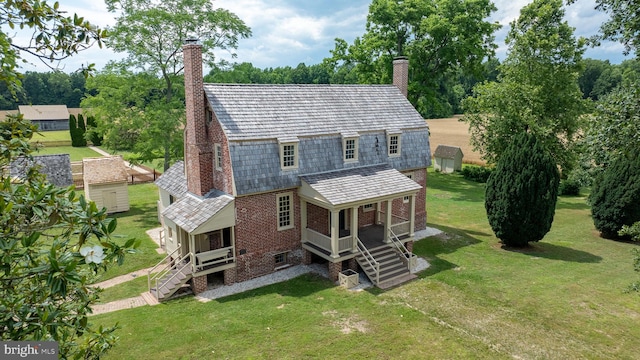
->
[434,145,463,173]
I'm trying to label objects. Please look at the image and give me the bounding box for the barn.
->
[434,145,463,173]
[83,156,130,214]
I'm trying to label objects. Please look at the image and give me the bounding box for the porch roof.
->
[300,164,421,207]
[162,190,234,234]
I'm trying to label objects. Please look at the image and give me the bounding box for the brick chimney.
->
[183,40,213,196]
[393,56,409,97]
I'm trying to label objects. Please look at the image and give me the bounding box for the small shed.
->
[83,156,130,214]
[18,105,70,131]
[10,154,73,187]
[434,145,463,173]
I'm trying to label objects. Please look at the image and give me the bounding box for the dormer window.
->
[342,132,359,163]
[387,130,402,157]
[278,136,299,170]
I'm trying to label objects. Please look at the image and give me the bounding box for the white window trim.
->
[388,133,401,157]
[278,137,299,170]
[342,133,359,163]
[214,143,222,171]
[363,203,375,212]
[277,192,295,231]
[404,173,414,203]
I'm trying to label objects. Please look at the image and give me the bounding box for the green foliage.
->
[589,154,640,238]
[463,0,586,170]
[0,0,106,96]
[590,0,640,56]
[585,81,640,166]
[460,165,493,183]
[558,179,581,196]
[0,115,138,358]
[619,221,640,241]
[85,116,103,146]
[323,0,500,118]
[69,114,87,147]
[485,132,560,247]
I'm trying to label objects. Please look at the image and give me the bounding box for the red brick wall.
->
[183,43,213,196]
[231,190,303,282]
[208,112,234,195]
[358,205,376,228]
[415,169,427,231]
[307,203,329,235]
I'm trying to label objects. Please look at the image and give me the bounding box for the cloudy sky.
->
[14,0,632,73]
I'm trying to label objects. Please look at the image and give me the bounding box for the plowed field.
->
[426,116,485,165]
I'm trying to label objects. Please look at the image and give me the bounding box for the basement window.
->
[274,252,288,265]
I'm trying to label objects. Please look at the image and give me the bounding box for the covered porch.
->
[299,164,421,262]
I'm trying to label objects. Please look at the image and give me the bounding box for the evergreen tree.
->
[485,132,560,247]
[589,153,640,238]
[86,115,103,146]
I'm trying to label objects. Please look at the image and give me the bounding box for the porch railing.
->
[194,246,235,272]
[377,211,411,237]
[388,229,417,271]
[305,228,354,255]
[148,244,190,300]
[357,237,380,285]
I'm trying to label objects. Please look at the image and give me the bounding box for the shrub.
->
[85,116,103,146]
[461,165,493,183]
[485,132,560,247]
[589,153,640,238]
[558,179,580,196]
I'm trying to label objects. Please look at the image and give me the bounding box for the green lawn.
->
[29,130,71,143]
[94,183,165,282]
[92,170,640,359]
[33,145,102,161]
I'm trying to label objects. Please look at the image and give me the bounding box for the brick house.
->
[151,43,431,300]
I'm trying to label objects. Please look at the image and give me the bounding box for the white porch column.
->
[351,206,359,253]
[409,194,416,238]
[189,233,196,272]
[384,200,393,244]
[301,200,308,244]
[330,210,340,258]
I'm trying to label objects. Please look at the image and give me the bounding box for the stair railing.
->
[388,229,417,271]
[152,255,191,300]
[148,245,188,299]
[357,238,380,285]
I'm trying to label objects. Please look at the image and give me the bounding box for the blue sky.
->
[16,0,632,73]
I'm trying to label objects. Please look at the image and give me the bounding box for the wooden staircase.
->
[356,241,416,290]
[148,246,193,302]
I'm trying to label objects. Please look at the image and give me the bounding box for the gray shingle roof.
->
[10,154,72,187]
[300,164,421,207]
[155,161,187,197]
[204,84,427,141]
[162,190,233,233]
[83,156,129,184]
[434,145,463,159]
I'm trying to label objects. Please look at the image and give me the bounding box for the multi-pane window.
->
[277,193,294,230]
[282,144,296,167]
[389,135,399,156]
[345,139,356,160]
[275,252,288,265]
[215,144,222,170]
[363,203,375,212]
[404,173,414,203]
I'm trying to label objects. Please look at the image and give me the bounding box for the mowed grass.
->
[91,170,640,359]
[92,183,165,282]
[33,145,102,161]
[29,130,71,143]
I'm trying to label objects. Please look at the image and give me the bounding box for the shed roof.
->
[82,156,129,184]
[204,84,428,141]
[300,164,421,207]
[18,105,69,121]
[162,190,233,233]
[155,161,187,197]
[434,145,463,159]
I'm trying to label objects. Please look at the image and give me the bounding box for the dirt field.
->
[426,115,485,165]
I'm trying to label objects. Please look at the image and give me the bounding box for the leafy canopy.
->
[463,0,587,170]
[324,0,500,118]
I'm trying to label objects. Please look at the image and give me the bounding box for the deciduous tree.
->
[324,0,500,118]
[463,0,586,170]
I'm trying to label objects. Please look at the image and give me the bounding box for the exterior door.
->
[103,191,117,212]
